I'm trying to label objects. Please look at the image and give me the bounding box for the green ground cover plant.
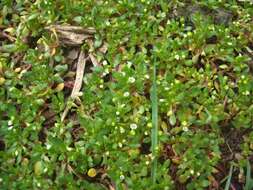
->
[0,0,253,189]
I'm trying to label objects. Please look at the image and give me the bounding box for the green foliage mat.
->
[0,0,253,189]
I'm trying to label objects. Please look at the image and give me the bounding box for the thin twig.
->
[89,53,101,67]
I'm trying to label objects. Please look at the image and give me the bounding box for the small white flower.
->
[127,61,133,68]
[175,54,180,60]
[160,12,166,18]
[128,77,135,83]
[183,126,189,132]
[120,175,125,180]
[99,84,104,88]
[145,74,150,79]
[245,90,250,96]
[8,120,13,126]
[46,144,52,150]
[102,60,108,66]
[197,172,200,176]
[165,87,170,91]
[116,111,120,115]
[0,178,2,183]
[190,170,194,175]
[118,142,123,148]
[120,127,125,134]
[130,123,138,130]
[124,92,130,97]
[105,20,110,26]
[159,99,165,102]
[227,42,233,46]
[145,161,150,165]
[8,126,13,131]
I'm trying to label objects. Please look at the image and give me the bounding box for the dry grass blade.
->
[56,30,92,46]
[46,25,96,34]
[89,53,100,67]
[54,25,96,34]
[61,51,87,122]
[71,51,86,98]
[98,42,108,54]
[45,25,95,46]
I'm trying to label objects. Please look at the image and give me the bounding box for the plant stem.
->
[151,60,158,185]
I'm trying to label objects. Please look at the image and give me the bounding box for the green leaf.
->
[55,64,68,73]
[244,160,253,190]
[94,35,102,48]
[225,165,233,190]
[34,161,43,176]
[192,54,199,64]
[27,13,39,21]
[73,16,83,24]
[169,113,177,126]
